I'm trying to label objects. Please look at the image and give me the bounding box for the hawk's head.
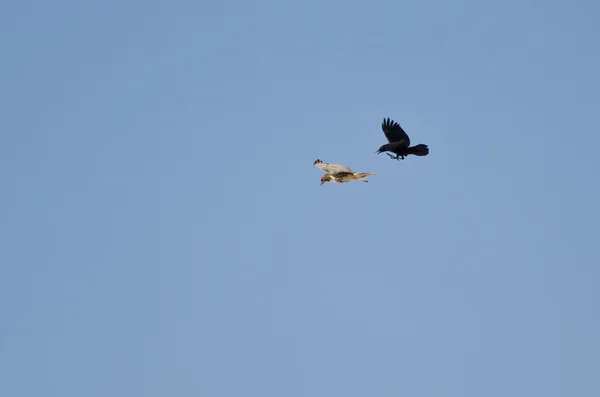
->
[320,174,332,185]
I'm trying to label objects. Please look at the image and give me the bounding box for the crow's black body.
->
[376,118,429,160]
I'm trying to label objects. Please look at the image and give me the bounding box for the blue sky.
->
[1,0,599,396]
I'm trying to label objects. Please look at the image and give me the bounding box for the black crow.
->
[376,118,429,160]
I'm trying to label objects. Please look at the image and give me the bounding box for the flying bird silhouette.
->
[376,118,429,160]
[313,159,376,185]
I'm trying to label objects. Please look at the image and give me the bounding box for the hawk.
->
[376,118,429,160]
[313,159,377,185]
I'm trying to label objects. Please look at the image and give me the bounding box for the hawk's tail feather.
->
[354,172,377,178]
[406,144,429,156]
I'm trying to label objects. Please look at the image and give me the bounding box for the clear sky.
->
[2,0,599,396]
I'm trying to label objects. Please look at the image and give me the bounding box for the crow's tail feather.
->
[407,144,429,156]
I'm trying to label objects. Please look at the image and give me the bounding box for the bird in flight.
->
[313,159,377,185]
[376,118,429,160]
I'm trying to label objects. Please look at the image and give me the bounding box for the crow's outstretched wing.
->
[382,118,410,146]
[313,159,353,174]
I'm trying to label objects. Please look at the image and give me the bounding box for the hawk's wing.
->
[313,159,353,174]
[382,118,410,146]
